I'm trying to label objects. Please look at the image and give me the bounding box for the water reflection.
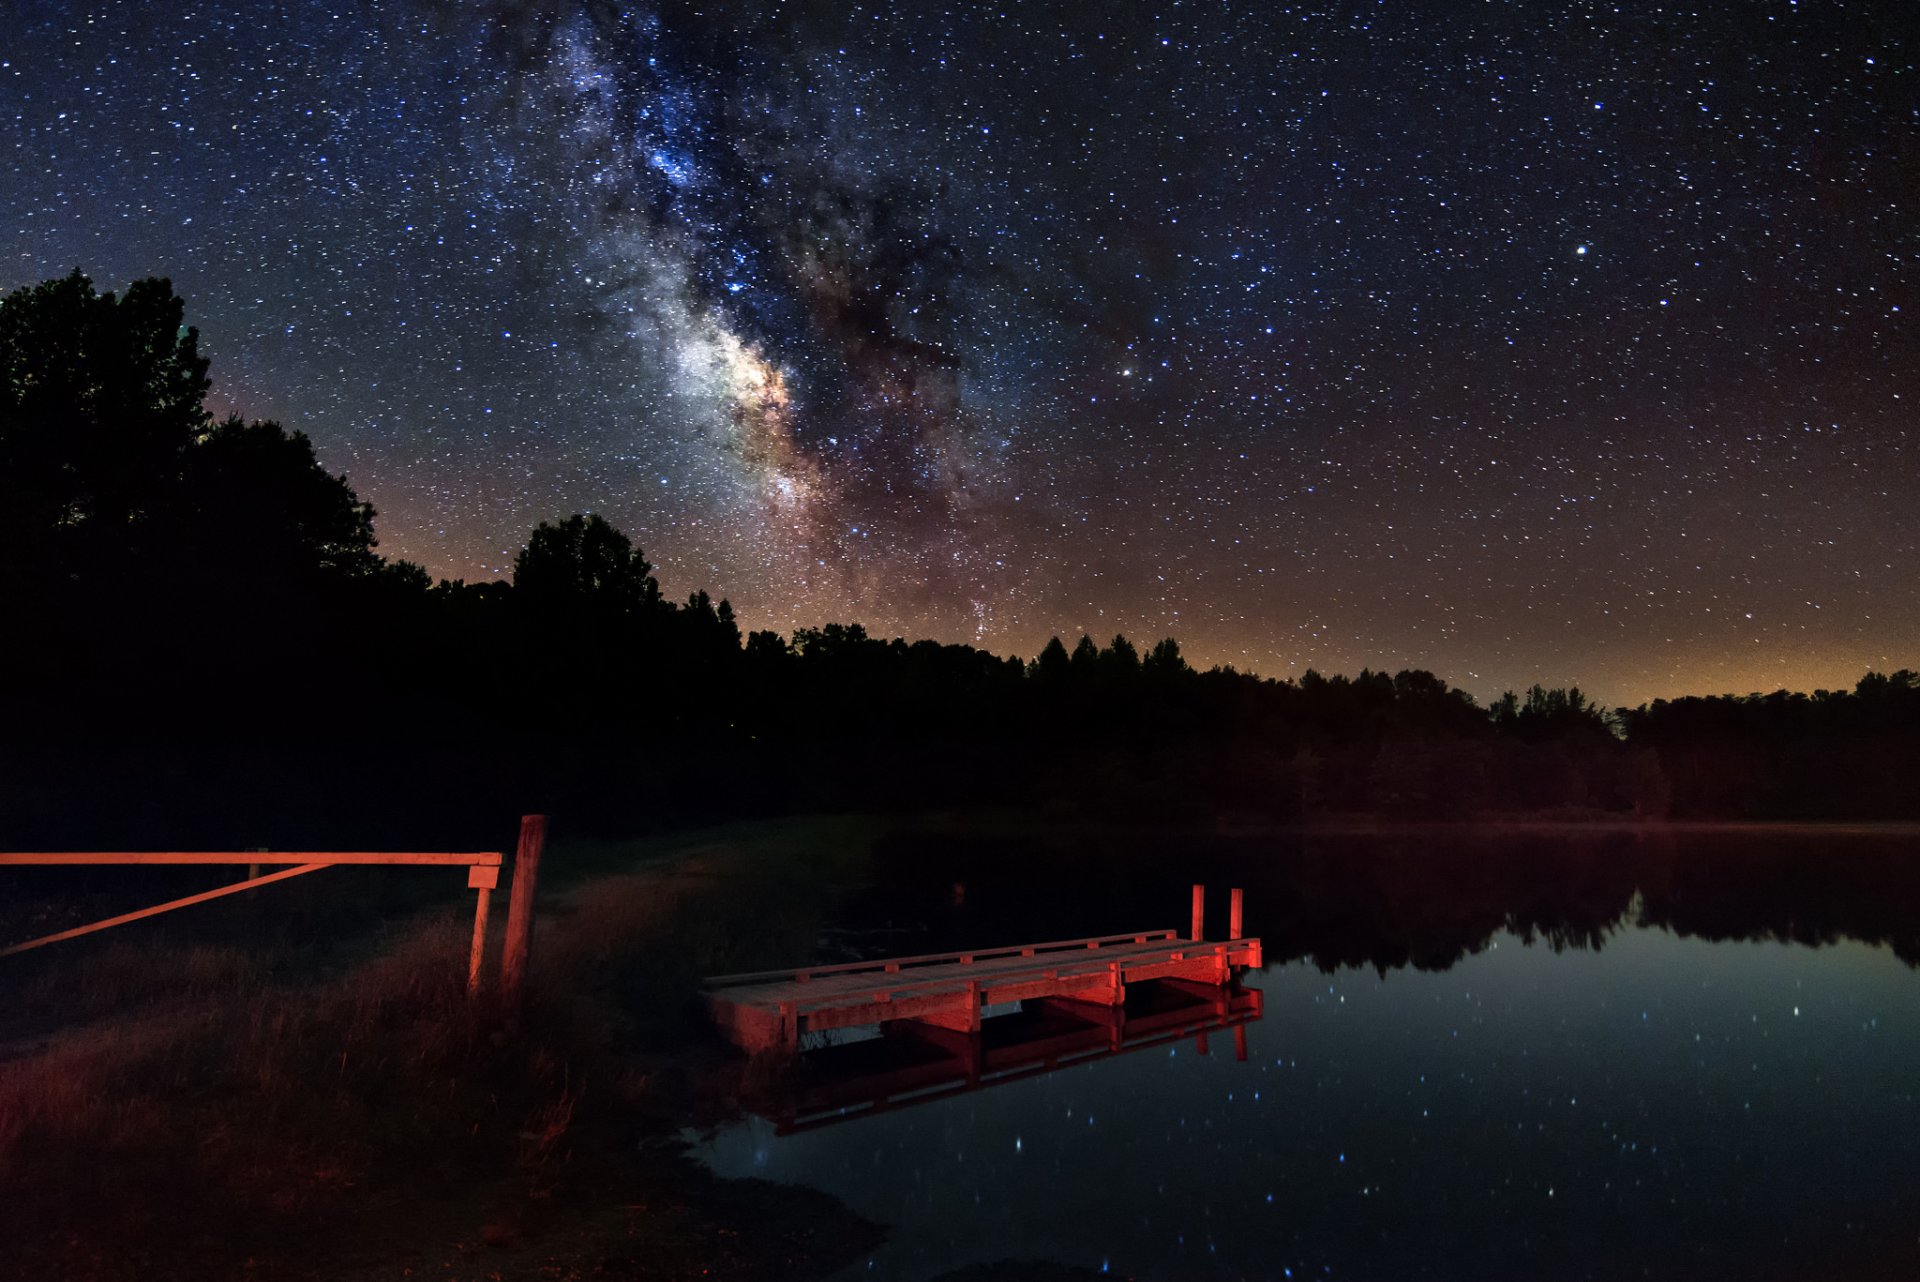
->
[767,984,1263,1135]
[699,831,1920,1280]
[833,827,1920,973]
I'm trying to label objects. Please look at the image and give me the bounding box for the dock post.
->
[779,1001,798,1051]
[1229,887,1243,941]
[967,979,982,1034]
[499,813,548,1007]
[1191,883,1205,941]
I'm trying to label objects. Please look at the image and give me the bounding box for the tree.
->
[182,416,380,581]
[1030,636,1071,683]
[1101,633,1141,678]
[679,588,743,651]
[0,270,210,585]
[512,513,662,617]
[1617,748,1672,818]
[1,272,392,607]
[1143,637,1189,677]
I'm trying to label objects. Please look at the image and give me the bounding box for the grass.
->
[0,815,894,1280]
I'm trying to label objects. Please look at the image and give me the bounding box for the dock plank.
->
[705,932,1262,1053]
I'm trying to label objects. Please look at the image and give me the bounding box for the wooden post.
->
[467,887,493,992]
[1191,883,1205,942]
[499,814,548,1006]
[1229,887,1243,940]
[966,978,982,1034]
[466,864,499,994]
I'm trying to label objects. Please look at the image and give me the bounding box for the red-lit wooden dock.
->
[705,884,1262,1053]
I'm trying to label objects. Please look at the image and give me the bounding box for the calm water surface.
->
[696,831,1920,1280]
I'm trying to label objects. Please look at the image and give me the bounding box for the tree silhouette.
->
[1030,636,1071,684]
[183,416,381,582]
[4,269,1916,845]
[513,513,662,618]
[0,271,209,589]
[1143,637,1188,677]
[1100,634,1141,678]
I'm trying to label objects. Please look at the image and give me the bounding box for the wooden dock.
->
[704,884,1262,1054]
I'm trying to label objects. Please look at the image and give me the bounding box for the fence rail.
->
[0,819,545,1000]
[0,852,503,867]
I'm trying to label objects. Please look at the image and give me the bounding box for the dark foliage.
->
[3,274,1915,846]
[1621,672,1920,818]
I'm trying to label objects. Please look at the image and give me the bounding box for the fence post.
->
[466,864,499,994]
[499,814,548,1006]
[1191,883,1205,942]
[1229,887,1244,941]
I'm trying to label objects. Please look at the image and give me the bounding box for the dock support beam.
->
[1191,883,1205,942]
[1230,887,1243,941]
[780,1001,799,1051]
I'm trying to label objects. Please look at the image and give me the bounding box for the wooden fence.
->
[0,815,548,1001]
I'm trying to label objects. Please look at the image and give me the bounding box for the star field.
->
[4,0,1915,704]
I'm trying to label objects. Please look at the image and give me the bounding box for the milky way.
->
[4,1,1915,703]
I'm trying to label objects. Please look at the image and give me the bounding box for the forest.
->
[5,271,1917,848]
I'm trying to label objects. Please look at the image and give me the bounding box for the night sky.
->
[5,1,1914,705]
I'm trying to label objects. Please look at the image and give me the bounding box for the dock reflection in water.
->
[765,981,1263,1135]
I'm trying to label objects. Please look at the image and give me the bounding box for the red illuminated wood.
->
[1191,883,1205,941]
[0,863,329,957]
[772,986,1265,1135]
[1229,887,1243,940]
[498,814,547,1006]
[1,847,509,998]
[0,851,501,867]
[706,890,1259,1054]
[467,886,494,993]
[711,929,1181,989]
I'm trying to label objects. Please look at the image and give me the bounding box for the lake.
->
[695,827,1920,1280]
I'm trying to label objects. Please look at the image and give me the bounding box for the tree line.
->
[3,273,1915,846]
